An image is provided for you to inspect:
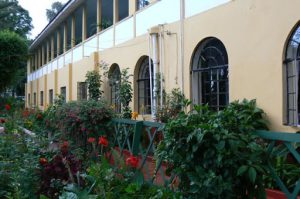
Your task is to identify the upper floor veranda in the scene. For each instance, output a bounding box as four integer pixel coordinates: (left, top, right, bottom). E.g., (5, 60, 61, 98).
(27, 0, 231, 82)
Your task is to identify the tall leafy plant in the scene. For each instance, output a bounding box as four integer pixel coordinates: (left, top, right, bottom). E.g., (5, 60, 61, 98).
(85, 70, 103, 101)
(156, 99, 269, 199)
(119, 68, 133, 119)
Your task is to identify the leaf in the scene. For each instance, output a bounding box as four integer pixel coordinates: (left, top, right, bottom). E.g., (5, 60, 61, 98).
(237, 165, 248, 176)
(248, 167, 256, 183)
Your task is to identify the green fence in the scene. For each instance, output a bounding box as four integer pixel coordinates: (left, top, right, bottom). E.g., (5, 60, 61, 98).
(110, 119, 300, 198)
(254, 130, 300, 199)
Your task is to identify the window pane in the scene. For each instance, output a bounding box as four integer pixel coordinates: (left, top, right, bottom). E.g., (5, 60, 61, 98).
(191, 38, 228, 111)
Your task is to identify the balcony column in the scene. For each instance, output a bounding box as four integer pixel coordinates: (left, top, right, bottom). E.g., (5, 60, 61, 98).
(64, 22, 67, 52)
(82, 4, 87, 41)
(71, 15, 75, 48)
(97, 0, 102, 32)
(41, 45, 45, 66)
(129, 0, 137, 15)
(113, 0, 119, 46)
(57, 30, 60, 57)
(40, 48, 43, 67)
(38, 48, 41, 68)
(113, 0, 119, 24)
(35, 52, 38, 70)
(51, 36, 54, 60)
(46, 41, 50, 63)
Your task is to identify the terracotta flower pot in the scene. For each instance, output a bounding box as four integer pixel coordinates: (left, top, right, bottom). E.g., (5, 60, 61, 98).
(266, 189, 300, 199)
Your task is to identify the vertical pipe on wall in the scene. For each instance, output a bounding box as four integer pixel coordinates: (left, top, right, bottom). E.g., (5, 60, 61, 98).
(148, 35, 154, 119)
(159, 26, 163, 109)
(179, 0, 185, 92)
(150, 32, 159, 121)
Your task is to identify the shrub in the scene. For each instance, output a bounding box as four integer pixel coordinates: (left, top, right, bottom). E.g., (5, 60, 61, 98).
(44, 100, 114, 152)
(156, 99, 268, 198)
(38, 142, 82, 198)
(0, 132, 45, 199)
(85, 70, 103, 101)
(119, 68, 133, 119)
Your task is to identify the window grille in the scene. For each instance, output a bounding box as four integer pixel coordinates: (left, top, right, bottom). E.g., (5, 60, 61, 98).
(77, 82, 87, 101)
(284, 26, 300, 126)
(109, 65, 121, 113)
(191, 37, 229, 111)
(40, 91, 44, 106)
(60, 87, 66, 103)
(49, 89, 53, 105)
(138, 57, 153, 114)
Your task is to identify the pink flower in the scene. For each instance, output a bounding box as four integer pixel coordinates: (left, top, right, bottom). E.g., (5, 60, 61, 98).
(87, 137, 96, 143)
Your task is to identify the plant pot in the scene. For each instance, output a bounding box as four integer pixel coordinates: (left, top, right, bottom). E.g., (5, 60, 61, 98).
(266, 189, 300, 199)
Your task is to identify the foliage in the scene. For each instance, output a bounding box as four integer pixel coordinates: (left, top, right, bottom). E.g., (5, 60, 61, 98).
(0, 130, 48, 199)
(44, 100, 114, 155)
(263, 145, 300, 192)
(39, 142, 83, 198)
(46, 1, 64, 22)
(0, 30, 28, 92)
(156, 88, 191, 123)
(85, 70, 103, 101)
(156, 99, 269, 199)
(84, 155, 181, 199)
(0, 0, 33, 37)
(119, 68, 133, 119)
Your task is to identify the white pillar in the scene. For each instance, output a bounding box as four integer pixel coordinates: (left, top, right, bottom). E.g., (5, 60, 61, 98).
(150, 32, 158, 121)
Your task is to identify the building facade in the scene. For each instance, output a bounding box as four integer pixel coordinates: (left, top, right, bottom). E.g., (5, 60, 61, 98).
(26, 0, 300, 132)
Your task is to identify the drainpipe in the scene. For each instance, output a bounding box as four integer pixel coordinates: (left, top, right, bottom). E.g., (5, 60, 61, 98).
(179, 0, 185, 92)
(159, 25, 164, 109)
(149, 27, 159, 121)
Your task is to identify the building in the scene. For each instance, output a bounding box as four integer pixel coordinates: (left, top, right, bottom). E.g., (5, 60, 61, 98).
(26, 0, 300, 132)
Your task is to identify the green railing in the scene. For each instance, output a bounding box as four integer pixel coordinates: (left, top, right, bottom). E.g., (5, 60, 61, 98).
(110, 119, 172, 185)
(254, 130, 300, 199)
(109, 119, 300, 198)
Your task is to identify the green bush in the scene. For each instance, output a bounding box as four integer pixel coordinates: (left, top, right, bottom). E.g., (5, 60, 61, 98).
(44, 100, 114, 151)
(156, 99, 268, 199)
(0, 132, 46, 199)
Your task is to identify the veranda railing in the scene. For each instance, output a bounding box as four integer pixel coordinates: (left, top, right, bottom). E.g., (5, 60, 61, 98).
(109, 119, 300, 199)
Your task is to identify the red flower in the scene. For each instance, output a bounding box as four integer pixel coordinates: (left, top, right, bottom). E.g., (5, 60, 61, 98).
(0, 118, 5, 123)
(98, 136, 108, 147)
(39, 157, 48, 166)
(61, 141, 69, 155)
(36, 113, 43, 120)
(87, 137, 96, 143)
(5, 104, 11, 111)
(62, 141, 69, 148)
(22, 109, 30, 118)
(126, 155, 139, 168)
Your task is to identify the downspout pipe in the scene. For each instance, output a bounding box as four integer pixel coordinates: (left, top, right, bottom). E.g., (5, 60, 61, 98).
(180, 0, 185, 92)
(149, 27, 160, 121)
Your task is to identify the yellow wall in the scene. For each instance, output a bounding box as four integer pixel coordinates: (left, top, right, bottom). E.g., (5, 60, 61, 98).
(26, 0, 300, 132)
(71, 53, 98, 101)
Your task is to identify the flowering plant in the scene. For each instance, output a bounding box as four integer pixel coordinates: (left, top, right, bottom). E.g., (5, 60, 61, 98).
(126, 155, 139, 168)
(98, 136, 108, 147)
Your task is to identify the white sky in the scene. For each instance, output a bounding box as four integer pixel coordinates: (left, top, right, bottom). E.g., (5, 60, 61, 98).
(19, 0, 69, 39)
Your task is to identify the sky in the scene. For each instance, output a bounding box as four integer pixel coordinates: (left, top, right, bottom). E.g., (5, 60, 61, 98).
(19, 0, 69, 39)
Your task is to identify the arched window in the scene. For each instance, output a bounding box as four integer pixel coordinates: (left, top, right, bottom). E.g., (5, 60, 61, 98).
(137, 57, 153, 114)
(285, 25, 300, 126)
(109, 64, 121, 113)
(191, 37, 229, 111)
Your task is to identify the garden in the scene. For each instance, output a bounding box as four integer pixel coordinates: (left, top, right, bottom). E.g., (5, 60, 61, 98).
(0, 70, 299, 199)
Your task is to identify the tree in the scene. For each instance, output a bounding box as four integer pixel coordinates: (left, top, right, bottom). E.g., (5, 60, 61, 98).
(0, 0, 33, 38)
(85, 70, 103, 101)
(46, 1, 64, 22)
(0, 30, 28, 92)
